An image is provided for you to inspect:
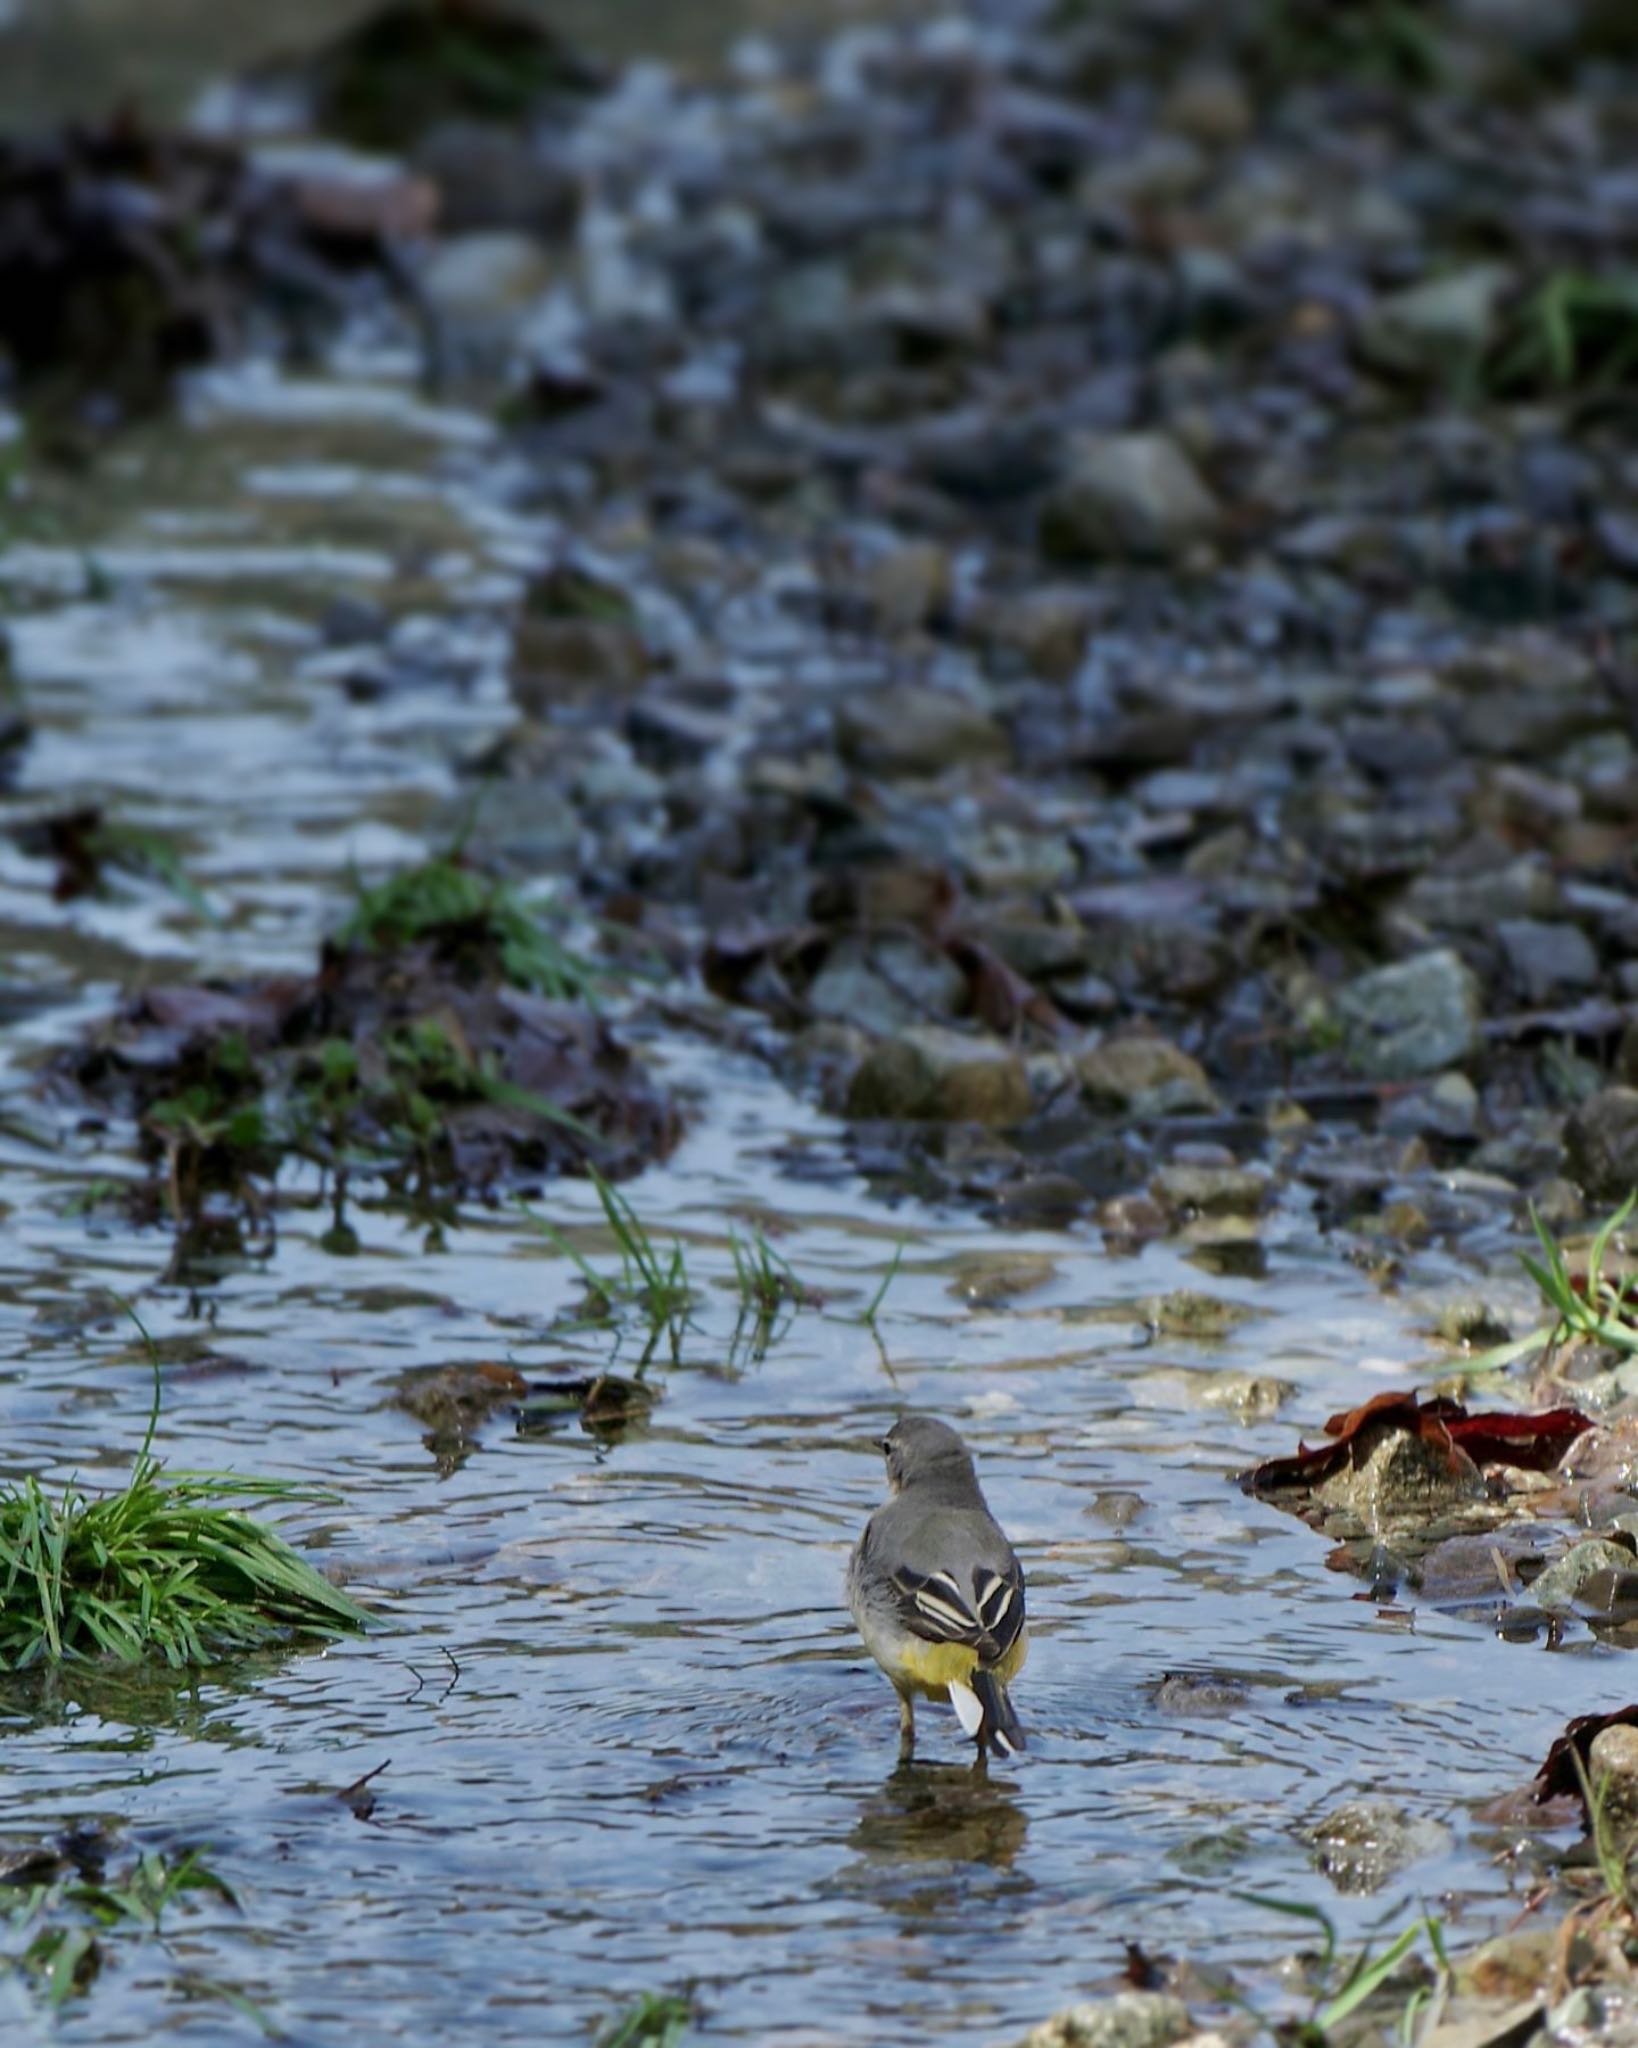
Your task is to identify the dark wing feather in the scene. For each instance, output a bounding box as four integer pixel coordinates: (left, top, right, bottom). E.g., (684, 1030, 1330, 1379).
(890, 1558, 1025, 1664)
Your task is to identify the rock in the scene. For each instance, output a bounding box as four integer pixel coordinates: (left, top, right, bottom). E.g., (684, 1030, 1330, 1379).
(1017, 1992, 1192, 2048)
(1139, 1291, 1257, 1341)
(1564, 1088, 1638, 1203)
(512, 615, 648, 712)
(420, 229, 553, 321)
(835, 682, 1006, 777)
(1150, 1162, 1269, 1216)
(1309, 1797, 1453, 1895)
(985, 586, 1096, 683)
(1381, 1071, 1481, 1141)
(411, 120, 579, 237)
(1079, 1037, 1219, 1117)
(806, 936, 967, 1037)
(1097, 1193, 1170, 1243)
(1496, 919, 1601, 1003)
(1335, 950, 1483, 1080)
(1590, 1724, 1638, 1834)
(947, 1252, 1059, 1307)
(1161, 67, 1253, 147)
(1357, 265, 1513, 378)
(864, 543, 951, 634)
(846, 1026, 1033, 1126)
(1404, 857, 1562, 932)
(1041, 433, 1221, 563)
(1314, 1420, 1485, 1524)
(1194, 1371, 1290, 1418)
(1527, 1538, 1638, 1612)
(1430, 1298, 1514, 1349)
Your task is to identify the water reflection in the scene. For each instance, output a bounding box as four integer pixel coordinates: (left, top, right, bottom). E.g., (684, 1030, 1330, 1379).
(837, 1759, 1030, 1941)
(849, 1758, 1028, 1873)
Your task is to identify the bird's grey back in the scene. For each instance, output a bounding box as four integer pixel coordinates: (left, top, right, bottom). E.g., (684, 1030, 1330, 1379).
(865, 1493, 1018, 1582)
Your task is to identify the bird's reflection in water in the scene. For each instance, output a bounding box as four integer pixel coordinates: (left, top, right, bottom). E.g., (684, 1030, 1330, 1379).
(830, 1757, 1031, 1936)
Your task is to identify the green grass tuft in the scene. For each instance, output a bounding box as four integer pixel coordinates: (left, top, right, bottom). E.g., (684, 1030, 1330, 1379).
(0, 1455, 370, 1671)
(343, 854, 601, 1004)
(596, 1990, 695, 2048)
(1487, 272, 1638, 399)
(1463, 1191, 1638, 1372)
(524, 1167, 694, 1368)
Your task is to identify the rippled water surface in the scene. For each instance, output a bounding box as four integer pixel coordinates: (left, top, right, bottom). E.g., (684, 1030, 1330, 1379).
(0, 101, 1625, 2048)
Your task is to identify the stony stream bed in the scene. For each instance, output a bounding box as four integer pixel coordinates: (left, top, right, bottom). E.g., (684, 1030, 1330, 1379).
(5, 1, 1638, 2043)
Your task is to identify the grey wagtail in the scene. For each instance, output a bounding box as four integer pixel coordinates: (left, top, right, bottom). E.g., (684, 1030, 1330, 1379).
(847, 1415, 1028, 1759)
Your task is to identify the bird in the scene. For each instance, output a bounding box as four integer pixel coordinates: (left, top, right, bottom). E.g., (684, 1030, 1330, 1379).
(846, 1414, 1028, 1761)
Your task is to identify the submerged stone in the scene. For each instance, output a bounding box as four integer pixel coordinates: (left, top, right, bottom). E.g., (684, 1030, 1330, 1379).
(1308, 1797, 1453, 1896)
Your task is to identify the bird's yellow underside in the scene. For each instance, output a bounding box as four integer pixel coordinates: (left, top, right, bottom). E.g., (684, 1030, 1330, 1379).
(888, 1630, 1028, 1698)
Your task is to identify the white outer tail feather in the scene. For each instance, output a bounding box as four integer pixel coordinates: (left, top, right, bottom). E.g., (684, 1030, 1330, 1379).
(948, 1679, 983, 1737)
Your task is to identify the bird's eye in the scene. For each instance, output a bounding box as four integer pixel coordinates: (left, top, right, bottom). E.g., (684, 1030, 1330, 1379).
(878, 1438, 892, 1455)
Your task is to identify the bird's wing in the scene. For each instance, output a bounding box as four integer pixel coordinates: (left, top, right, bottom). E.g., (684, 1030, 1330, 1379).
(888, 1556, 1025, 1663)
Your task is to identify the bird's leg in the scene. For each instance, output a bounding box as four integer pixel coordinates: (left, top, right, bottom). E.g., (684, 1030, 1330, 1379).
(897, 1690, 915, 1761)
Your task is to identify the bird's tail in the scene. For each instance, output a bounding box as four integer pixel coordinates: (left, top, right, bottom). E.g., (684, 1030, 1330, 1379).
(967, 1669, 1025, 1756)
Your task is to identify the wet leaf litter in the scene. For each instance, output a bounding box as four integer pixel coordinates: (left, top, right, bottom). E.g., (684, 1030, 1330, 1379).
(4, 0, 1638, 2041)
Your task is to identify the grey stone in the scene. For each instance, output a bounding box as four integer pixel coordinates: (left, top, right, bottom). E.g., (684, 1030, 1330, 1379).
(1336, 950, 1484, 1080)
(1017, 1992, 1192, 2048)
(1496, 919, 1601, 1003)
(1564, 1088, 1638, 1203)
(1042, 433, 1221, 563)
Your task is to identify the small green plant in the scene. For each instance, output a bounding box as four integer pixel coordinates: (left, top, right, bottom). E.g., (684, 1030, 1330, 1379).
(858, 1242, 905, 1329)
(4, 1845, 242, 2014)
(1464, 1192, 1638, 1372)
(728, 1228, 814, 1363)
(1572, 1745, 1636, 1916)
(1254, 0, 1443, 92)
(0, 1322, 371, 1669)
(1241, 1894, 1448, 2039)
(1486, 272, 1638, 399)
(343, 854, 601, 1004)
(381, 1018, 592, 1144)
(596, 1990, 695, 2048)
(95, 820, 219, 925)
(525, 1169, 693, 1367)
